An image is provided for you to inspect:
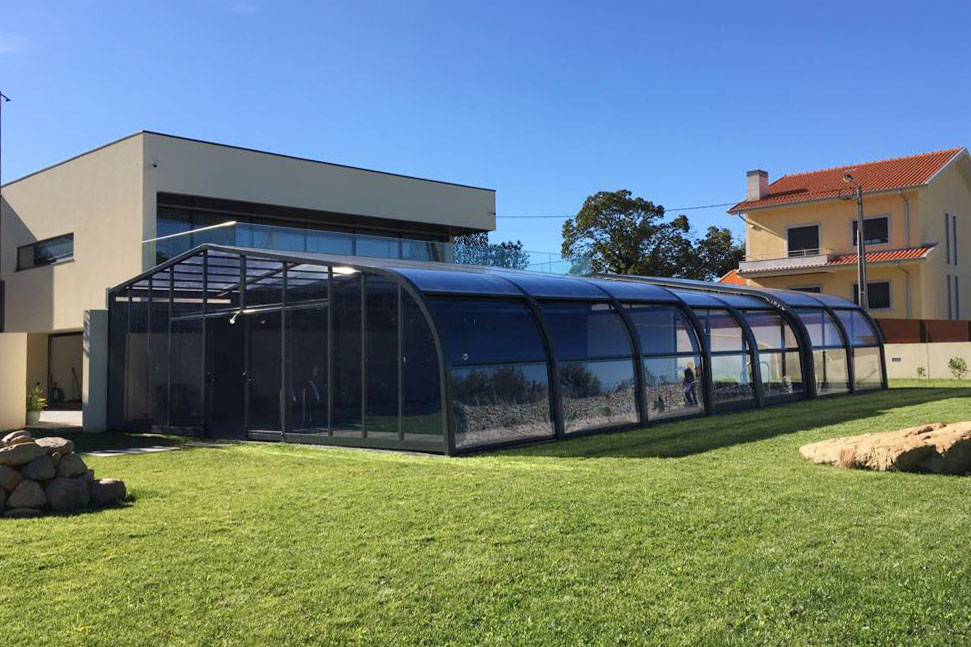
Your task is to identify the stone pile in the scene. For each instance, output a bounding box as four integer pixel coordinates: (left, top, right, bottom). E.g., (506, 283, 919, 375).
(800, 422, 971, 474)
(0, 430, 127, 518)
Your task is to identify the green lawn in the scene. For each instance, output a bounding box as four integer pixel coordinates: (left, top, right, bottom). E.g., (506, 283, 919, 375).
(3, 380, 971, 646)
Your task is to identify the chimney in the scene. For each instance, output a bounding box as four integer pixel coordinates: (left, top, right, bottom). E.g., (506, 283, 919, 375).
(746, 169, 769, 201)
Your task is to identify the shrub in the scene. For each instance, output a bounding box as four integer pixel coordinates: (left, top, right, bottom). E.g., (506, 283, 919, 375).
(949, 357, 969, 380)
(26, 384, 47, 412)
(916, 366, 926, 379)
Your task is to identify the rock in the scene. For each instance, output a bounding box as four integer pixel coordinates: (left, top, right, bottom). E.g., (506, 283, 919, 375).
(1, 430, 32, 447)
(0, 487, 5, 511)
(56, 453, 88, 478)
(8, 479, 46, 509)
(20, 455, 56, 481)
(4, 507, 42, 518)
(77, 469, 95, 483)
(0, 442, 45, 467)
(0, 465, 23, 492)
(51, 452, 62, 467)
(88, 479, 126, 506)
(800, 422, 971, 474)
(44, 477, 90, 512)
(35, 436, 75, 456)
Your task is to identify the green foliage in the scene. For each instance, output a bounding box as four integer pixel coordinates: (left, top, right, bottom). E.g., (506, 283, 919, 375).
(916, 366, 927, 379)
(4, 381, 971, 646)
(453, 232, 530, 270)
(949, 356, 968, 379)
(561, 189, 744, 279)
(25, 384, 46, 412)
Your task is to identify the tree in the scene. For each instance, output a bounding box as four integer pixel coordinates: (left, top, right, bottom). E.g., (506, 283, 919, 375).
(453, 232, 530, 270)
(561, 189, 743, 280)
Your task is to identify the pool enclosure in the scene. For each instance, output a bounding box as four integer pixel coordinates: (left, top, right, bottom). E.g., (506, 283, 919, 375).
(107, 245, 886, 454)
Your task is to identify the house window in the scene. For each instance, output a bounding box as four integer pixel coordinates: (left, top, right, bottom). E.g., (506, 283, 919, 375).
(787, 225, 819, 257)
(789, 286, 822, 293)
(946, 214, 951, 264)
(16, 233, 74, 271)
(852, 281, 891, 310)
(953, 215, 958, 266)
(851, 216, 890, 246)
(947, 275, 953, 319)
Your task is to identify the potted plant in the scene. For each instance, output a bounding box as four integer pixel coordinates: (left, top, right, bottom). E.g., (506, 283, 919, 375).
(26, 384, 46, 426)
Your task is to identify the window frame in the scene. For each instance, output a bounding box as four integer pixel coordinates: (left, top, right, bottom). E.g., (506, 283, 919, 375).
(851, 280, 892, 311)
(787, 284, 822, 294)
(16, 232, 75, 271)
(785, 223, 821, 257)
(850, 214, 890, 247)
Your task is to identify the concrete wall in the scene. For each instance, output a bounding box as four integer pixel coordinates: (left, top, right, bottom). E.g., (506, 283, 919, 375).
(0, 333, 28, 431)
(82, 310, 108, 432)
(142, 132, 496, 241)
(884, 342, 971, 379)
(0, 134, 146, 333)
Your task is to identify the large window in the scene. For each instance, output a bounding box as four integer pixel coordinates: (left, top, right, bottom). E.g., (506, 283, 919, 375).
(17, 233, 74, 270)
(851, 216, 890, 246)
(796, 308, 849, 395)
(834, 309, 884, 390)
(694, 308, 755, 407)
(787, 225, 819, 256)
(742, 311, 803, 400)
(852, 281, 891, 310)
(540, 302, 637, 434)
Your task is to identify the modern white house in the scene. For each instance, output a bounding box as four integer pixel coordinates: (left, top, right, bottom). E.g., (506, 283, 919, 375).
(0, 131, 496, 430)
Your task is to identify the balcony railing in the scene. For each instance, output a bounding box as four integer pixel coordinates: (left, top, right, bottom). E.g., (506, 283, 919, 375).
(743, 247, 835, 262)
(142, 221, 592, 275)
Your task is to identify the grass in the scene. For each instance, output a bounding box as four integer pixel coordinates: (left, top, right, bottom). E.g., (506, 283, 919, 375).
(3, 380, 971, 646)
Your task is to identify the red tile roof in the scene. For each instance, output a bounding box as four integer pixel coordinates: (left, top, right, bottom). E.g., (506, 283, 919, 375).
(717, 268, 747, 285)
(729, 148, 964, 213)
(827, 245, 937, 266)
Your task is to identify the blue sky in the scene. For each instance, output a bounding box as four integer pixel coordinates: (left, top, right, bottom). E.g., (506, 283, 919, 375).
(1, 0, 969, 253)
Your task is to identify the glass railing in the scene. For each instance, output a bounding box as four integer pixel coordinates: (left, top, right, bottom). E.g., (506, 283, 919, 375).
(143, 221, 591, 275)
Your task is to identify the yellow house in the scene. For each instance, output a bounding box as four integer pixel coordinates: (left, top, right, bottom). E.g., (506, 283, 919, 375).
(726, 148, 971, 321)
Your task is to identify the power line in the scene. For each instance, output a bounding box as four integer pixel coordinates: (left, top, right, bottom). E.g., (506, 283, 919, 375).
(496, 201, 736, 218)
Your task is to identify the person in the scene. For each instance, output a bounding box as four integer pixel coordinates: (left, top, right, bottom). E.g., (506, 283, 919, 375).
(683, 366, 697, 405)
(653, 395, 665, 413)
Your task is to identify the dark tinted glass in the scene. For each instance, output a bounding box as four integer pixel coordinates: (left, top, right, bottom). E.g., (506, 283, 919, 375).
(205, 253, 242, 313)
(452, 363, 552, 449)
(16, 233, 74, 270)
(365, 276, 399, 439)
(559, 359, 638, 433)
(396, 268, 521, 296)
(307, 230, 354, 255)
(331, 271, 362, 435)
(540, 302, 633, 360)
(287, 307, 328, 434)
(148, 272, 171, 427)
(244, 259, 284, 307)
(787, 225, 819, 253)
(107, 292, 130, 429)
(286, 264, 329, 304)
(587, 280, 678, 302)
(168, 316, 203, 428)
(797, 309, 844, 348)
(835, 309, 879, 346)
(494, 273, 608, 299)
(125, 296, 150, 427)
(429, 299, 547, 364)
(671, 290, 724, 307)
(401, 291, 443, 447)
(247, 310, 282, 431)
(625, 304, 699, 355)
(695, 309, 746, 352)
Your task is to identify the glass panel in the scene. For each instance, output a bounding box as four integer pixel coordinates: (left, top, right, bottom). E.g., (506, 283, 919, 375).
(787, 225, 819, 254)
(835, 309, 880, 346)
(17, 233, 74, 270)
(204, 253, 242, 314)
(246, 310, 282, 431)
(156, 210, 193, 264)
(671, 290, 724, 307)
(286, 307, 328, 434)
(854, 347, 883, 389)
(584, 279, 679, 303)
(244, 260, 284, 307)
(643, 355, 704, 421)
(559, 359, 638, 434)
(148, 273, 170, 427)
(814, 349, 849, 394)
(356, 234, 400, 259)
(107, 292, 129, 429)
(715, 293, 769, 309)
(169, 316, 204, 428)
(331, 271, 363, 436)
(743, 311, 797, 351)
(286, 264, 329, 304)
(365, 276, 399, 440)
(758, 350, 804, 399)
(125, 295, 150, 428)
(248, 223, 306, 252)
(452, 363, 552, 449)
(695, 309, 746, 352)
(493, 273, 607, 299)
(763, 289, 824, 307)
(540, 302, 632, 360)
(307, 230, 354, 255)
(395, 268, 522, 297)
(625, 304, 699, 355)
(797, 309, 844, 348)
(429, 299, 546, 365)
(401, 292, 444, 448)
(710, 354, 755, 405)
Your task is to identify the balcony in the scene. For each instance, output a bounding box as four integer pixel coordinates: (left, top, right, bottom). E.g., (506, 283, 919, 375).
(142, 220, 591, 275)
(738, 248, 837, 275)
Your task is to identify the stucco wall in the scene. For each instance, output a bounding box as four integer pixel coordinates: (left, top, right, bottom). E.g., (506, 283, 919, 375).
(0, 134, 146, 333)
(884, 342, 971, 380)
(0, 333, 28, 431)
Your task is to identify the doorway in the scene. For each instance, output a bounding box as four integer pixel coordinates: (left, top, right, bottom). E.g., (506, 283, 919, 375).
(48, 333, 83, 410)
(206, 315, 246, 438)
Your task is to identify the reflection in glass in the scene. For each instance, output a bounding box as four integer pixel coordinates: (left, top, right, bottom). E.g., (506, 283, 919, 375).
(540, 302, 632, 359)
(625, 304, 699, 355)
(429, 299, 547, 364)
(332, 272, 363, 435)
(287, 307, 328, 433)
(643, 355, 704, 420)
(168, 317, 204, 428)
(402, 292, 444, 447)
(814, 349, 849, 394)
(365, 277, 399, 440)
(853, 347, 883, 389)
(559, 359, 638, 433)
(758, 351, 804, 399)
(695, 309, 746, 352)
(247, 311, 282, 431)
(452, 363, 552, 449)
(798, 309, 843, 348)
(836, 310, 879, 346)
(710, 354, 755, 404)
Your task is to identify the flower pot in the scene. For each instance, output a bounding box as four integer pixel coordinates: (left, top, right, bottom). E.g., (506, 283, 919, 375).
(25, 410, 41, 426)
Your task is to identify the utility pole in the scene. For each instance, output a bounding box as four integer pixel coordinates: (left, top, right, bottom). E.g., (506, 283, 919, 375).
(0, 90, 9, 332)
(843, 173, 868, 312)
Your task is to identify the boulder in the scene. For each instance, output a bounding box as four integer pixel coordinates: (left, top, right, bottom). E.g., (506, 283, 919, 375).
(0, 487, 5, 511)
(8, 479, 46, 509)
(20, 455, 56, 481)
(0, 442, 45, 467)
(35, 436, 75, 456)
(88, 479, 126, 506)
(4, 507, 42, 518)
(77, 469, 95, 483)
(56, 453, 88, 478)
(51, 452, 62, 467)
(801, 422, 971, 474)
(44, 477, 90, 512)
(1, 430, 32, 447)
(0, 465, 23, 492)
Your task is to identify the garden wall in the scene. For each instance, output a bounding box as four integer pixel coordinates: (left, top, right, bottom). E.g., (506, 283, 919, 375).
(0, 334, 27, 431)
(884, 342, 971, 380)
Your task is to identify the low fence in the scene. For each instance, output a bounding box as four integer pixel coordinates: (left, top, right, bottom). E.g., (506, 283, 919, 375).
(876, 318, 971, 344)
